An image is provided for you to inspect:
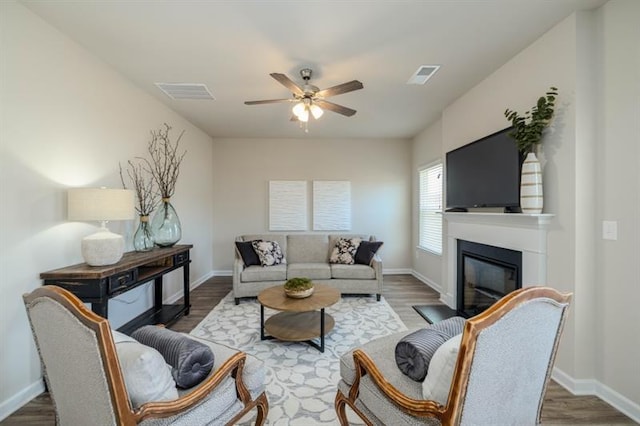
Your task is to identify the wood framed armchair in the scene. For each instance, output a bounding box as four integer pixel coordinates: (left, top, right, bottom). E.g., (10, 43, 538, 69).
(23, 285, 269, 425)
(335, 286, 572, 425)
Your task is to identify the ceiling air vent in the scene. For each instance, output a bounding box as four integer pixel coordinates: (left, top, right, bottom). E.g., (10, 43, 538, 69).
(155, 83, 215, 100)
(406, 65, 441, 85)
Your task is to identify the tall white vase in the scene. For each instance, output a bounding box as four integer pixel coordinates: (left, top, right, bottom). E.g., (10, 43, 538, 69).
(520, 152, 543, 214)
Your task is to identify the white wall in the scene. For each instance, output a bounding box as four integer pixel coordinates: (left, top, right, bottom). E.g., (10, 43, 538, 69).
(595, 0, 640, 408)
(0, 2, 214, 419)
(442, 10, 583, 376)
(411, 2, 640, 418)
(411, 120, 444, 290)
(210, 137, 412, 273)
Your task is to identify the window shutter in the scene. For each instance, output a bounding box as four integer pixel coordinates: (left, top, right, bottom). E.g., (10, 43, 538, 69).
(419, 163, 443, 254)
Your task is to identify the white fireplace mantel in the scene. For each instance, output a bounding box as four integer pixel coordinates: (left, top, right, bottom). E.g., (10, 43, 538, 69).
(441, 212, 554, 308)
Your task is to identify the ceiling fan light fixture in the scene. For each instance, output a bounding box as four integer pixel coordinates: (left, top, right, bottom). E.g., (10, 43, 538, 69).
(310, 104, 324, 119)
(292, 101, 309, 121)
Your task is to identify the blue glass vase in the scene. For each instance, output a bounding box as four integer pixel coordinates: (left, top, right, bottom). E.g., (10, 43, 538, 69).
(133, 215, 155, 252)
(151, 198, 181, 247)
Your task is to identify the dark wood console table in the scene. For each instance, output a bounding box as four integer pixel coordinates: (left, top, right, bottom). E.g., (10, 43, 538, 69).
(40, 244, 192, 335)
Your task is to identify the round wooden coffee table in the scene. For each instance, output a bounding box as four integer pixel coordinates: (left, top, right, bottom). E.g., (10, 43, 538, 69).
(258, 284, 340, 352)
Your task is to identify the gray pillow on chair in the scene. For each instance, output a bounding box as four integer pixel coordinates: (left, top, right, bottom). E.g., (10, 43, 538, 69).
(132, 325, 215, 389)
(395, 316, 466, 381)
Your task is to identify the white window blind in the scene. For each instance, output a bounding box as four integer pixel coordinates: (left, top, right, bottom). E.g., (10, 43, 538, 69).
(419, 162, 443, 254)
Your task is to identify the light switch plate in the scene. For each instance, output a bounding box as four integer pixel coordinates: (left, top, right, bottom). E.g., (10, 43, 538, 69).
(602, 220, 618, 240)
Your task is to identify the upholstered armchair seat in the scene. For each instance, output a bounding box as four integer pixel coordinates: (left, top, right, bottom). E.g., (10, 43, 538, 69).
(339, 329, 440, 425)
(23, 286, 269, 425)
(335, 287, 572, 426)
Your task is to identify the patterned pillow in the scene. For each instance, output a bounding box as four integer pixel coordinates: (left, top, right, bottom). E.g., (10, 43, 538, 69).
(329, 237, 362, 265)
(251, 240, 286, 266)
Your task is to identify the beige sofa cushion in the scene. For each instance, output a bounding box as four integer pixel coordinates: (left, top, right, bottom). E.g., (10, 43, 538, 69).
(331, 264, 376, 280)
(287, 234, 329, 263)
(287, 263, 331, 280)
(241, 264, 287, 282)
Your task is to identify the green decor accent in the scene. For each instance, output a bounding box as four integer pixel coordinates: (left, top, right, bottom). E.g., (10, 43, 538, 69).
(284, 277, 314, 292)
(504, 87, 558, 154)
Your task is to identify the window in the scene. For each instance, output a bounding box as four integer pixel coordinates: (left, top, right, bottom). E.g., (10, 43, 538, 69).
(419, 162, 443, 254)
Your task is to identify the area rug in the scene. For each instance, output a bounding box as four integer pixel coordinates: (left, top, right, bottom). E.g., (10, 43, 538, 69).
(190, 292, 407, 425)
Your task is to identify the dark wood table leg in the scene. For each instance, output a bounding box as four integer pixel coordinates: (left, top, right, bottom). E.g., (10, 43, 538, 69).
(260, 304, 266, 340)
(320, 308, 325, 353)
(92, 299, 108, 318)
(154, 276, 163, 312)
(183, 262, 190, 315)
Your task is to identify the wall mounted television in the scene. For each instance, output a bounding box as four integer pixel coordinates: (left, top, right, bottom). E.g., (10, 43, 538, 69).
(445, 127, 522, 211)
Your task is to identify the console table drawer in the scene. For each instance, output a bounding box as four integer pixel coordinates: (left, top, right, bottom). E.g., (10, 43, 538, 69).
(108, 270, 137, 293)
(174, 251, 189, 264)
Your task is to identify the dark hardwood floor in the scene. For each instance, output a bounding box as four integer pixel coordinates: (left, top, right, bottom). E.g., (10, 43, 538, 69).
(3, 275, 635, 425)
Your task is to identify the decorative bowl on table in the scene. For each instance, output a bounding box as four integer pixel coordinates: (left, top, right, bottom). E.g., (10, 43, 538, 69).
(284, 277, 314, 299)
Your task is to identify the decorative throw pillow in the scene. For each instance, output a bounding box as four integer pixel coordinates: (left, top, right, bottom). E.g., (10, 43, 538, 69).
(422, 333, 463, 405)
(329, 237, 362, 265)
(111, 330, 178, 408)
(235, 240, 261, 267)
(395, 316, 465, 381)
(355, 241, 384, 265)
(132, 325, 215, 389)
(251, 240, 286, 266)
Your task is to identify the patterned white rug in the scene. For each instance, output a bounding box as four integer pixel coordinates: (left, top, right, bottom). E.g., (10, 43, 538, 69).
(190, 292, 407, 425)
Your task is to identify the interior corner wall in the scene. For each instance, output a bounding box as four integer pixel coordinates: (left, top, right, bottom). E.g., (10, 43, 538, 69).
(441, 13, 584, 378)
(210, 137, 412, 273)
(411, 119, 444, 289)
(0, 2, 214, 419)
(594, 0, 640, 407)
(435, 4, 640, 414)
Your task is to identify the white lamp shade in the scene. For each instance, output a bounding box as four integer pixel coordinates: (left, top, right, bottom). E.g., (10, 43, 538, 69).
(68, 188, 135, 221)
(68, 187, 134, 266)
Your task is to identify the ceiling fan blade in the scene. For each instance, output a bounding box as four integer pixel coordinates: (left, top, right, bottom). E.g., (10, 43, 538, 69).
(270, 73, 304, 96)
(316, 80, 363, 98)
(314, 99, 357, 117)
(244, 98, 292, 105)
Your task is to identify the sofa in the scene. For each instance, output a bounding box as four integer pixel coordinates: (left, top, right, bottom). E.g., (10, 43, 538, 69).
(233, 233, 383, 304)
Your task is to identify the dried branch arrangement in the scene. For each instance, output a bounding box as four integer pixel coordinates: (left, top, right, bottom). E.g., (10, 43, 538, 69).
(119, 159, 158, 216)
(143, 123, 187, 199)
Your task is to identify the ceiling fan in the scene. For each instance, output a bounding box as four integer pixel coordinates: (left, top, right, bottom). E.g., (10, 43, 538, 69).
(244, 68, 363, 130)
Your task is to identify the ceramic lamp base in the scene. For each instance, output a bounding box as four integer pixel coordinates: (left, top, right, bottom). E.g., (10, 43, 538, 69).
(81, 229, 125, 266)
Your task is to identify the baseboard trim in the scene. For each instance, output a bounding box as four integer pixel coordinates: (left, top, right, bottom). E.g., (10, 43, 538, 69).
(383, 268, 412, 275)
(410, 270, 442, 293)
(0, 380, 45, 422)
(212, 270, 232, 277)
(165, 271, 214, 304)
(552, 367, 640, 423)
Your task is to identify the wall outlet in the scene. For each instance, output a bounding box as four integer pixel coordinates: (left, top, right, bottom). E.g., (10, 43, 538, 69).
(602, 220, 618, 241)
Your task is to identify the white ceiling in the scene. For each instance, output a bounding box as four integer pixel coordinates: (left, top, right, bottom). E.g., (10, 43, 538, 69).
(21, 0, 607, 140)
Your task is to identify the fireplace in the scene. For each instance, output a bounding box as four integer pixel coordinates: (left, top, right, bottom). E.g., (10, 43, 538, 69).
(457, 239, 522, 317)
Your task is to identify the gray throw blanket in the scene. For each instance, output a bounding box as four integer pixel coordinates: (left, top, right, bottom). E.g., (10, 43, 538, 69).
(132, 325, 215, 389)
(395, 316, 466, 381)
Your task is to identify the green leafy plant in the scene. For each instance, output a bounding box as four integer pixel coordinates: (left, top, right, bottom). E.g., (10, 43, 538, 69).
(284, 277, 313, 291)
(504, 87, 558, 154)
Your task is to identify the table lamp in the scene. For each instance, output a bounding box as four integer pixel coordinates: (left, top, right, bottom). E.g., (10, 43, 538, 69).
(68, 187, 135, 266)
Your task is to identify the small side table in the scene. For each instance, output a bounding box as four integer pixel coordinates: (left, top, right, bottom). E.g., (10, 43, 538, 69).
(257, 284, 340, 352)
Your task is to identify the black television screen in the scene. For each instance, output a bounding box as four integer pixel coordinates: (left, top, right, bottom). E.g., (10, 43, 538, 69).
(446, 127, 522, 210)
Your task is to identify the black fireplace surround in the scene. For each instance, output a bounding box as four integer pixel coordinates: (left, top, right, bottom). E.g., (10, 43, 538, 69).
(457, 240, 522, 317)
